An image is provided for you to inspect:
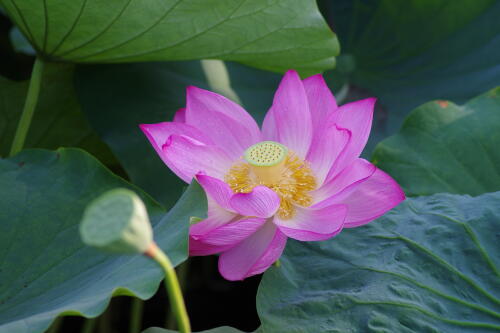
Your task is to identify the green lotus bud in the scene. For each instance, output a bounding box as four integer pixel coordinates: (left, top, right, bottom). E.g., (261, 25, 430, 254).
(80, 188, 153, 254)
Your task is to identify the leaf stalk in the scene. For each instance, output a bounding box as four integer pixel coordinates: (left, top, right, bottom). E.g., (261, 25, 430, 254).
(145, 242, 191, 333)
(9, 57, 45, 156)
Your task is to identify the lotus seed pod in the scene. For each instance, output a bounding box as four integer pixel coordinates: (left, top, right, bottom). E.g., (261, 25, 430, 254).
(80, 188, 153, 254)
(244, 141, 288, 167)
(244, 141, 288, 184)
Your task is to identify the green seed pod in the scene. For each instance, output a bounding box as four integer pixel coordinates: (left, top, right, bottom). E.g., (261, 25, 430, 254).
(80, 188, 153, 254)
(244, 141, 288, 167)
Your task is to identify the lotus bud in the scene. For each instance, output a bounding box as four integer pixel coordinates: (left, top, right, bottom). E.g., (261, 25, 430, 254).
(80, 188, 153, 254)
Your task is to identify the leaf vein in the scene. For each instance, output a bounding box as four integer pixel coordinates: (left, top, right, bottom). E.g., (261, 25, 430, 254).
(358, 266, 500, 319)
(54, 0, 134, 57)
(61, 0, 183, 60)
(48, 0, 88, 55)
(376, 233, 500, 306)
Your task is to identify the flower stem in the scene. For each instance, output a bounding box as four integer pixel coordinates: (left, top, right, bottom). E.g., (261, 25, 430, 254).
(81, 318, 97, 333)
(145, 243, 191, 333)
(335, 83, 350, 105)
(129, 297, 144, 333)
(9, 57, 45, 156)
(201, 59, 242, 105)
(97, 308, 112, 333)
(166, 261, 190, 330)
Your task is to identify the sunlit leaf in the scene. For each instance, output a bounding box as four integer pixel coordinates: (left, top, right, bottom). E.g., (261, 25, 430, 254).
(373, 88, 500, 196)
(0, 148, 207, 333)
(258, 192, 500, 332)
(0, 0, 339, 75)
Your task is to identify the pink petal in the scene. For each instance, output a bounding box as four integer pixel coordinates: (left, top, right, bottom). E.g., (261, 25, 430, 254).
(174, 108, 186, 123)
(195, 173, 234, 211)
(326, 167, 405, 228)
(189, 237, 232, 256)
(273, 204, 347, 241)
(303, 74, 338, 132)
(218, 222, 287, 281)
(185, 106, 260, 160)
(327, 98, 376, 179)
(139, 122, 212, 167)
(306, 124, 350, 187)
(189, 207, 237, 256)
(186, 86, 260, 142)
(190, 174, 238, 237)
(246, 229, 287, 277)
(262, 70, 313, 159)
(312, 158, 376, 207)
(190, 217, 267, 256)
(190, 209, 236, 237)
(261, 108, 278, 142)
(173, 108, 186, 123)
(162, 135, 233, 183)
(194, 217, 267, 246)
(229, 186, 280, 218)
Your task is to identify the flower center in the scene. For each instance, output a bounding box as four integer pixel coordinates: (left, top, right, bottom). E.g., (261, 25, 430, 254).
(225, 141, 316, 219)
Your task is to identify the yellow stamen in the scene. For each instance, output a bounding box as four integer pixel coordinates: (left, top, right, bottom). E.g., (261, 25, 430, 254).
(225, 142, 316, 219)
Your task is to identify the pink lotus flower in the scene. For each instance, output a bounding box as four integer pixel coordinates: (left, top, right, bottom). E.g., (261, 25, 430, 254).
(140, 70, 405, 281)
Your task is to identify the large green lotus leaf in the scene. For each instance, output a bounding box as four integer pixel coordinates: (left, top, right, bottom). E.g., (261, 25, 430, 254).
(75, 61, 282, 207)
(0, 62, 115, 164)
(321, 0, 500, 153)
(0, 0, 338, 75)
(0, 148, 207, 333)
(372, 87, 500, 197)
(143, 327, 249, 333)
(257, 192, 500, 332)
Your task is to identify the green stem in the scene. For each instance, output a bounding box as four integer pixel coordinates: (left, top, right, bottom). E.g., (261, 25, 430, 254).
(9, 57, 45, 156)
(97, 309, 112, 333)
(81, 318, 97, 333)
(335, 83, 349, 105)
(147, 243, 191, 333)
(200, 59, 242, 105)
(129, 298, 144, 333)
(166, 261, 190, 329)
